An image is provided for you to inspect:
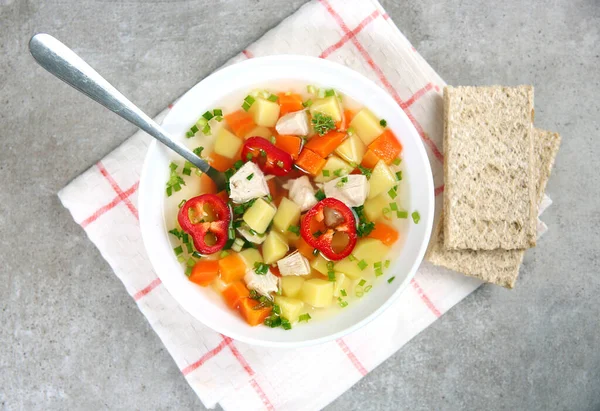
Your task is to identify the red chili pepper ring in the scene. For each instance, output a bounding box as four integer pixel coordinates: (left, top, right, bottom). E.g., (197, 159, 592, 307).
(242, 137, 293, 176)
(300, 198, 357, 261)
(178, 194, 231, 255)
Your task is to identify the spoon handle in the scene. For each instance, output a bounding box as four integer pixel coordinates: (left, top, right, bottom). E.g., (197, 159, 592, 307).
(29, 33, 226, 191)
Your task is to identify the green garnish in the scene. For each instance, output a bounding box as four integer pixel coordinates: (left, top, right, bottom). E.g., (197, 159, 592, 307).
(281, 317, 292, 330)
(166, 168, 186, 197)
(169, 162, 178, 171)
(253, 262, 269, 275)
(303, 99, 313, 107)
(311, 112, 336, 135)
(315, 189, 326, 201)
(219, 250, 230, 258)
(202, 111, 214, 121)
(186, 131, 194, 138)
(397, 210, 408, 219)
(242, 95, 255, 111)
(335, 177, 348, 188)
(272, 304, 281, 315)
(185, 266, 193, 276)
(246, 153, 253, 161)
(234, 160, 244, 170)
(364, 285, 372, 293)
(358, 279, 367, 287)
(190, 125, 199, 134)
(393, 158, 402, 166)
(340, 289, 347, 297)
(185, 242, 193, 253)
(357, 165, 372, 178)
(173, 246, 183, 256)
(186, 257, 196, 267)
(353, 206, 375, 237)
(322, 169, 330, 177)
(327, 261, 335, 282)
(193, 146, 204, 157)
(388, 276, 396, 283)
(348, 254, 356, 262)
(388, 188, 398, 199)
(325, 89, 336, 97)
(333, 168, 344, 177)
(168, 228, 183, 239)
(412, 211, 421, 224)
(247, 173, 254, 181)
(338, 297, 348, 308)
(347, 127, 355, 136)
(270, 136, 276, 144)
(213, 109, 223, 117)
(395, 171, 402, 181)
(192, 251, 202, 259)
(384, 260, 390, 268)
(201, 123, 211, 136)
(298, 313, 312, 322)
(287, 225, 300, 235)
(379, 119, 387, 127)
(178, 199, 186, 208)
(357, 260, 368, 270)
(267, 94, 278, 102)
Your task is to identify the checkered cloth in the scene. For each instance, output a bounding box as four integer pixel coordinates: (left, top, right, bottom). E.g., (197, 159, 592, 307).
(58, 1, 552, 409)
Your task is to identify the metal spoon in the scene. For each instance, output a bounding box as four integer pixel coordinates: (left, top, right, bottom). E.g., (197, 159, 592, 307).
(29, 33, 227, 192)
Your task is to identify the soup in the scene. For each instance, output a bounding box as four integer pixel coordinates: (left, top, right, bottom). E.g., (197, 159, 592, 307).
(165, 84, 416, 330)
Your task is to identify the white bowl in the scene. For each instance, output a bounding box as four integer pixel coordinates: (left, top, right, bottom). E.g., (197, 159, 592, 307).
(139, 56, 434, 348)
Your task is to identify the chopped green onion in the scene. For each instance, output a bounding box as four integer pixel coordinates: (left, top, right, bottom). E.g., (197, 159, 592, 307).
(348, 254, 356, 262)
(232, 238, 244, 252)
(213, 109, 223, 116)
(169, 162, 178, 171)
(193, 146, 204, 157)
(395, 171, 403, 181)
(192, 251, 202, 259)
(364, 285, 372, 293)
(357, 259, 368, 270)
(186, 130, 194, 138)
(254, 262, 269, 275)
(307, 85, 316, 94)
(233, 205, 245, 214)
(215, 116, 223, 122)
(312, 249, 319, 256)
(328, 271, 336, 281)
(182, 167, 191, 176)
(317, 88, 326, 98)
(228, 227, 236, 239)
(303, 99, 313, 107)
(168, 228, 182, 238)
(173, 246, 183, 256)
(247, 173, 254, 181)
(260, 149, 267, 157)
(272, 304, 281, 315)
(177, 255, 186, 263)
(281, 317, 292, 330)
(267, 94, 278, 102)
(202, 111, 214, 121)
(387, 276, 396, 283)
(234, 160, 244, 170)
(186, 242, 194, 254)
(358, 279, 367, 287)
(299, 313, 312, 322)
(397, 210, 408, 219)
(340, 289, 347, 297)
(374, 261, 382, 268)
(173, 183, 182, 192)
(195, 169, 202, 177)
(325, 89, 335, 97)
(333, 168, 343, 177)
(347, 127, 355, 136)
(186, 257, 196, 267)
(190, 125, 199, 134)
(384, 260, 390, 268)
(322, 169, 330, 177)
(244, 95, 255, 105)
(375, 267, 383, 277)
(388, 188, 398, 199)
(219, 250, 229, 258)
(201, 123, 211, 136)
(178, 200, 187, 210)
(166, 186, 173, 197)
(315, 190, 326, 201)
(270, 135, 276, 144)
(196, 118, 208, 128)
(390, 202, 398, 211)
(393, 158, 402, 166)
(357, 165, 372, 178)
(412, 211, 421, 224)
(338, 297, 348, 307)
(266, 194, 273, 202)
(185, 266, 193, 276)
(287, 225, 300, 235)
(379, 119, 387, 127)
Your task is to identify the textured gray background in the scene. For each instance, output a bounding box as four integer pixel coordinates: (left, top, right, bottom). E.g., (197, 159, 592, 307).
(1, 0, 599, 410)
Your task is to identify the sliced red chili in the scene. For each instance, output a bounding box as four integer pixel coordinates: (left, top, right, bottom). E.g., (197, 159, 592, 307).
(300, 198, 357, 261)
(241, 137, 293, 176)
(177, 194, 231, 255)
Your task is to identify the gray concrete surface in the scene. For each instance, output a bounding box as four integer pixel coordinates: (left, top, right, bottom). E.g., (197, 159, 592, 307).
(1, 0, 599, 409)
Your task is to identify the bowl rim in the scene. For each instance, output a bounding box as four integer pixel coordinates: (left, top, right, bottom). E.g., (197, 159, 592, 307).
(139, 55, 435, 347)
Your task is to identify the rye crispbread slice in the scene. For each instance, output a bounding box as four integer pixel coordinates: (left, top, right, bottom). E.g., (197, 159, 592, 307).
(443, 86, 537, 250)
(427, 129, 561, 288)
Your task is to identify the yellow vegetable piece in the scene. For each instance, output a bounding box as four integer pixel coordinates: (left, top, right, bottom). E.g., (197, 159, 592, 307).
(214, 127, 243, 159)
(314, 155, 354, 183)
(301, 278, 334, 308)
(352, 238, 390, 265)
(249, 97, 280, 127)
(364, 193, 391, 221)
(333, 273, 354, 298)
(262, 231, 289, 264)
(274, 295, 304, 323)
(280, 276, 305, 298)
(244, 125, 272, 140)
(243, 198, 276, 234)
(367, 160, 396, 199)
(350, 108, 384, 146)
(310, 254, 330, 275)
(335, 133, 366, 165)
(334, 257, 363, 280)
(238, 248, 263, 270)
(273, 197, 301, 233)
(309, 96, 342, 122)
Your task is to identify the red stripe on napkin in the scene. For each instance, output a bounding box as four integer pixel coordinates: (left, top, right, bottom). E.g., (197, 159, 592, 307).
(97, 162, 139, 219)
(337, 339, 368, 376)
(80, 181, 139, 228)
(133, 278, 162, 301)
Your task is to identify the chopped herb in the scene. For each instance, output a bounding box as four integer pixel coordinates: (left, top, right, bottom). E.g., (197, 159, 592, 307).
(340, 289, 347, 297)
(313, 230, 323, 238)
(233, 160, 244, 170)
(186, 257, 196, 267)
(333, 168, 344, 177)
(192, 251, 202, 259)
(242, 95, 255, 112)
(388, 188, 398, 199)
(395, 171, 402, 181)
(260, 149, 267, 157)
(357, 259, 368, 270)
(246, 153, 253, 161)
(353, 206, 375, 237)
(202, 111, 214, 121)
(166, 168, 186, 197)
(247, 173, 254, 181)
(374, 261, 382, 269)
(253, 262, 269, 275)
(182, 167, 191, 176)
(393, 158, 402, 166)
(186, 242, 194, 254)
(185, 266, 193, 276)
(270, 135, 276, 144)
(281, 317, 292, 330)
(388, 276, 396, 283)
(266, 194, 273, 202)
(201, 123, 211, 136)
(315, 189, 326, 201)
(325, 89, 336, 97)
(358, 279, 367, 287)
(264, 315, 281, 328)
(384, 260, 390, 268)
(169, 162, 178, 171)
(338, 298, 348, 308)
(190, 124, 199, 134)
(186, 130, 194, 138)
(375, 267, 383, 277)
(390, 202, 398, 211)
(357, 165, 372, 178)
(347, 126, 355, 136)
(379, 119, 387, 127)
(364, 285, 372, 293)
(272, 304, 281, 315)
(267, 94, 278, 102)
(298, 313, 312, 322)
(312, 249, 319, 256)
(412, 211, 421, 224)
(348, 254, 357, 262)
(193, 146, 204, 157)
(287, 225, 300, 235)
(322, 169, 330, 177)
(219, 250, 229, 258)
(397, 210, 408, 219)
(312, 112, 336, 135)
(307, 85, 316, 94)
(178, 199, 186, 208)
(177, 255, 186, 263)
(168, 228, 183, 239)
(173, 246, 183, 256)
(303, 99, 313, 107)
(213, 109, 223, 117)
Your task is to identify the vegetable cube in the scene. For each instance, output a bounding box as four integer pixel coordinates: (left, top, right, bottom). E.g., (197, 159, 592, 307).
(272, 197, 301, 233)
(364, 193, 390, 221)
(238, 248, 263, 269)
(334, 257, 363, 280)
(243, 198, 277, 234)
(214, 127, 243, 159)
(352, 238, 390, 265)
(244, 125, 272, 140)
(301, 278, 334, 308)
(350, 108, 384, 146)
(274, 295, 304, 323)
(280, 276, 305, 298)
(367, 160, 396, 199)
(335, 133, 366, 165)
(315, 155, 354, 183)
(249, 97, 280, 127)
(309, 96, 342, 122)
(333, 273, 353, 298)
(310, 254, 330, 275)
(262, 231, 289, 264)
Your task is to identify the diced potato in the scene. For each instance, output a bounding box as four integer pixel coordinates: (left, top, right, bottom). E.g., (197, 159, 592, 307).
(352, 238, 390, 265)
(280, 276, 305, 298)
(364, 193, 390, 221)
(367, 160, 396, 199)
(274, 295, 304, 322)
(310, 254, 331, 275)
(272, 197, 301, 233)
(309, 96, 342, 122)
(262, 231, 289, 264)
(244, 125, 272, 140)
(334, 257, 363, 280)
(314, 156, 354, 183)
(249, 98, 280, 127)
(350, 108, 384, 146)
(214, 127, 243, 159)
(301, 278, 334, 308)
(238, 248, 263, 269)
(243, 198, 277, 234)
(335, 134, 366, 165)
(333, 273, 353, 298)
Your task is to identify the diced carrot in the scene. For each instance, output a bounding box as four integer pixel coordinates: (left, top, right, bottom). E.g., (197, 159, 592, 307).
(278, 93, 304, 116)
(216, 190, 229, 203)
(296, 237, 316, 260)
(344, 109, 355, 123)
(189, 260, 220, 286)
(199, 172, 217, 194)
(221, 281, 250, 309)
(275, 134, 303, 159)
(238, 297, 272, 326)
(209, 152, 236, 172)
(270, 265, 282, 277)
(304, 131, 347, 157)
(225, 110, 256, 138)
(368, 222, 400, 246)
(295, 149, 326, 176)
(219, 253, 246, 283)
(367, 129, 403, 165)
(360, 149, 381, 169)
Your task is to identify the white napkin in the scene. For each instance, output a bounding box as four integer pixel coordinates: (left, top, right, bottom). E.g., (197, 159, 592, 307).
(58, 0, 551, 409)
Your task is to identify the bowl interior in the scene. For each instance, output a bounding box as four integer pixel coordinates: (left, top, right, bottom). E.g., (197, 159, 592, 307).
(139, 56, 434, 347)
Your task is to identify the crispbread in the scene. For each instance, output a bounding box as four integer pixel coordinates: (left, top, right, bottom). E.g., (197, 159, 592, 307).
(427, 129, 561, 288)
(443, 86, 536, 250)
